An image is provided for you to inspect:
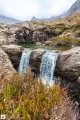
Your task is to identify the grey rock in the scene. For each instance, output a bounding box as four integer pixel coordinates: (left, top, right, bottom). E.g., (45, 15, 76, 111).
(29, 48, 46, 74)
(0, 48, 16, 79)
(55, 47, 80, 81)
(2, 44, 24, 69)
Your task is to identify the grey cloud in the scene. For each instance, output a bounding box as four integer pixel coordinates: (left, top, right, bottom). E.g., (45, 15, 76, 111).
(0, 0, 76, 20)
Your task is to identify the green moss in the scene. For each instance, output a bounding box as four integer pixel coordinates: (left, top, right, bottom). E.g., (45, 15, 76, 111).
(18, 43, 36, 48)
(76, 52, 79, 54)
(6, 50, 15, 55)
(65, 70, 75, 73)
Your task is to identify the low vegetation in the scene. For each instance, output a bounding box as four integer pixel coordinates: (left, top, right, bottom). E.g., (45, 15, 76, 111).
(0, 68, 79, 120)
(51, 36, 80, 47)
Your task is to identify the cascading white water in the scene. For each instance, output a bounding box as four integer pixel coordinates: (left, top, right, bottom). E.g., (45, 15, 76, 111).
(40, 50, 58, 86)
(18, 48, 58, 86)
(18, 49, 32, 72)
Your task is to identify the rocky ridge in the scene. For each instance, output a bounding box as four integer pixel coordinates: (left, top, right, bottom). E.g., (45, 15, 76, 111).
(63, 0, 80, 17)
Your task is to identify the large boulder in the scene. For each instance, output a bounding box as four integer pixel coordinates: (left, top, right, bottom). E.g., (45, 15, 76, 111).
(55, 47, 80, 81)
(2, 44, 24, 69)
(0, 48, 16, 79)
(29, 48, 46, 74)
(15, 27, 33, 43)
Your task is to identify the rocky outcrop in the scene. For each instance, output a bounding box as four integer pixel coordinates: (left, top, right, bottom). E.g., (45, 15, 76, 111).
(0, 23, 18, 46)
(14, 24, 65, 44)
(15, 27, 33, 43)
(29, 48, 46, 74)
(15, 25, 48, 43)
(33, 30, 47, 43)
(0, 48, 16, 79)
(2, 44, 24, 69)
(55, 47, 80, 81)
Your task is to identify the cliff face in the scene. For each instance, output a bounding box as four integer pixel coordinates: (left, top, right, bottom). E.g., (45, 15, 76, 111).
(63, 0, 80, 17)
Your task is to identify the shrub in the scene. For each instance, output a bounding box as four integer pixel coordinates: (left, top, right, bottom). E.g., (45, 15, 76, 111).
(0, 68, 79, 120)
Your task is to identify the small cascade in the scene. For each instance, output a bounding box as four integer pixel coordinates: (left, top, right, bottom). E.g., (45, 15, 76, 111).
(18, 48, 58, 86)
(40, 50, 58, 86)
(18, 49, 32, 72)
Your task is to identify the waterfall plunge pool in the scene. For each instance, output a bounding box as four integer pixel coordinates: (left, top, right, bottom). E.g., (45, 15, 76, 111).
(18, 43, 71, 51)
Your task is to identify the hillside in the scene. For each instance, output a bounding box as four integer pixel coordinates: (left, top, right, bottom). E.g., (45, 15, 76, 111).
(0, 14, 21, 24)
(0, 12, 80, 47)
(63, 0, 80, 17)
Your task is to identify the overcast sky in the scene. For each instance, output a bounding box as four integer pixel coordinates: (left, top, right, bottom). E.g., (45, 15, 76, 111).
(0, 0, 76, 21)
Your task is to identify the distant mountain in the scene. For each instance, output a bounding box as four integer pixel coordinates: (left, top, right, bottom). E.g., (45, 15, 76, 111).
(31, 0, 80, 21)
(31, 14, 62, 21)
(63, 0, 80, 17)
(49, 15, 63, 20)
(31, 16, 41, 21)
(0, 14, 21, 24)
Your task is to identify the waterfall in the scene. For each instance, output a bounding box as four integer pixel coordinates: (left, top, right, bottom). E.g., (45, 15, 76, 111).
(40, 50, 58, 86)
(18, 49, 32, 72)
(18, 48, 58, 86)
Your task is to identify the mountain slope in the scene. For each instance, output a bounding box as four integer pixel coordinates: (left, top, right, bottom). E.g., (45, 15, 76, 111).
(63, 0, 80, 17)
(31, 15, 62, 21)
(0, 14, 20, 24)
(31, 0, 80, 20)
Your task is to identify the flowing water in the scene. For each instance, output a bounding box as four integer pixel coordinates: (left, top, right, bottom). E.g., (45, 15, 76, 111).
(40, 50, 58, 86)
(18, 49, 32, 72)
(19, 49, 58, 86)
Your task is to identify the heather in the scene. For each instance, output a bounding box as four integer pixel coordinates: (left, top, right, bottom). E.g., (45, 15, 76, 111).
(0, 68, 79, 120)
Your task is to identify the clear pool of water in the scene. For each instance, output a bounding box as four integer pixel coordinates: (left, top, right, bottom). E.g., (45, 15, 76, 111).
(18, 43, 71, 51)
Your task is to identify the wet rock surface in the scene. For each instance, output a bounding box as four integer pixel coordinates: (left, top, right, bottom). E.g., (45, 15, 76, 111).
(29, 48, 46, 74)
